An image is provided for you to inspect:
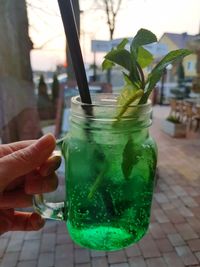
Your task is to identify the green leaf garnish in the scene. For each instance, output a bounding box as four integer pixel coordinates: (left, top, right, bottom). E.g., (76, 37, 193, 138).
(137, 47, 154, 68)
(122, 137, 140, 180)
(104, 49, 132, 72)
(139, 49, 192, 104)
(131, 28, 157, 54)
(117, 38, 129, 49)
(102, 28, 192, 112)
(102, 28, 192, 181)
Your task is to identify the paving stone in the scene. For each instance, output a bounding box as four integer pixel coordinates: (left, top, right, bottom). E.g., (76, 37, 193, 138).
(107, 250, 127, 264)
(0, 252, 19, 267)
(43, 220, 57, 233)
(6, 237, 23, 253)
(155, 238, 174, 253)
(110, 264, 129, 267)
(173, 198, 184, 209)
(168, 233, 185, 246)
(75, 264, 91, 267)
(160, 202, 175, 211)
(153, 209, 169, 223)
(180, 195, 199, 207)
(91, 257, 109, 267)
(164, 209, 186, 224)
(187, 239, 200, 252)
(154, 193, 169, 204)
(186, 218, 200, 235)
(160, 222, 177, 234)
(17, 261, 37, 267)
(0, 237, 9, 257)
(179, 206, 194, 217)
(11, 232, 25, 240)
(19, 239, 40, 261)
(158, 182, 169, 192)
(151, 199, 160, 209)
(175, 245, 198, 266)
(185, 187, 199, 197)
(38, 252, 54, 267)
(24, 230, 42, 240)
(75, 248, 90, 264)
(55, 244, 73, 260)
(165, 190, 178, 200)
(40, 233, 56, 252)
(54, 258, 73, 267)
(138, 235, 160, 258)
(91, 250, 106, 257)
(175, 223, 198, 241)
(125, 244, 141, 258)
(150, 223, 166, 239)
(195, 251, 200, 261)
(172, 186, 187, 197)
(129, 256, 147, 267)
(56, 233, 72, 244)
(146, 257, 167, 267)
(163, 252, 184, 267)
(57, 222, 68, 234)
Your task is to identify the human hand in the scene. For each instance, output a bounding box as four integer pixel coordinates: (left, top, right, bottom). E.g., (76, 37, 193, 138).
(0, 134, 61, 234)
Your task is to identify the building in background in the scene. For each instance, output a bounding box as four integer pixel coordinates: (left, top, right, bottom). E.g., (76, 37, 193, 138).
(159, 32, 197, 80)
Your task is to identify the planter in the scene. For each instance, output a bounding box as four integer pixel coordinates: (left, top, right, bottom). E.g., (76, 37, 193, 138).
(161, 120, 186, 138)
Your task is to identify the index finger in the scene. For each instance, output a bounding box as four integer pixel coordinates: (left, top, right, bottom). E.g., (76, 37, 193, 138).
(0, 134, 56, 192)
(0, 140, 36, 158)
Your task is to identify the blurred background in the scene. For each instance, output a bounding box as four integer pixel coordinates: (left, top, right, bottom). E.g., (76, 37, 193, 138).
(1, 1, 200, 267)
(0, 0, 200, 142)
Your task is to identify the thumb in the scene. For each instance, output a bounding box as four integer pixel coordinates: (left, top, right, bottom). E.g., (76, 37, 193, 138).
(0, 134, 56, 191)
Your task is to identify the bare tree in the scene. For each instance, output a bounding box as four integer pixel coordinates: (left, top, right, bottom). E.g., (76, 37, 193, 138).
(92, 0, 123, 83)
(0, 0, 42, 143)
(101, 0, 122, 40)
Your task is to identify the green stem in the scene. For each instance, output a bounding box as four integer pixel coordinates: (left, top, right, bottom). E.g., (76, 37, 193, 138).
(115, 89, 143, 121)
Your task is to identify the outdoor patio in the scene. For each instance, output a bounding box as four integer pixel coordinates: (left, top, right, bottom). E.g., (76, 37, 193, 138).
(0, 105, 200, 267)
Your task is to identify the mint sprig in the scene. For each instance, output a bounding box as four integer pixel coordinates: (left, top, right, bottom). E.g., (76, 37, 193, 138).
(102, 28, 192, 117)
(102, 28, 192, 180)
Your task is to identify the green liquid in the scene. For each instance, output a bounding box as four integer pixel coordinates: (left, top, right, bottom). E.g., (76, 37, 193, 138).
(64, 129, 156, 251)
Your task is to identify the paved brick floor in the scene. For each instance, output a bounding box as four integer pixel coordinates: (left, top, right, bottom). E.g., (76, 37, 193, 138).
(1, 106, 200, 267)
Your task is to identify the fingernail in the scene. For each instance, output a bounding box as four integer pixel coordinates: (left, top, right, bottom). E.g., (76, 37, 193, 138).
(31, 213, 45, 230)
(40, 156, 62, 176)
(35, 134, 56, 155)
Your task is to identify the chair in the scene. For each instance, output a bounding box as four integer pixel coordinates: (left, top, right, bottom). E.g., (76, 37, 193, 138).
(193, 106, 200, 131)
(178, 101, 186, 122)
(184, 102, 195, 129)
(169, 99, 180, 118)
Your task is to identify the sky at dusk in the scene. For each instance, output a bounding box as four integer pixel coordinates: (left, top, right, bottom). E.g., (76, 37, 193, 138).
(27, 0, 200, 71)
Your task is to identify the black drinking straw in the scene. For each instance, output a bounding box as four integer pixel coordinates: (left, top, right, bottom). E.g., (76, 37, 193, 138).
(57, 0, 92, 105)
(57, 0, 116, 217)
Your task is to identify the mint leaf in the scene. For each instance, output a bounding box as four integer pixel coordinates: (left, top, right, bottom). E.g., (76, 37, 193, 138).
(137, 47, 154, 68)
(117, 38, 129, 49)
(139, 49, 192, 104)
(102, 59, 115, 71)
(149, 49, 191, 83)
(122, 137, 140, 179)
(105, 49, 132, 72)
(131, 28, 157, 54)
(116, 89, 143, 120)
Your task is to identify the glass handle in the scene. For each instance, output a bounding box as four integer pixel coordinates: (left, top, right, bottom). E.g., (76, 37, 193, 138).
(33, 137, 68, 221)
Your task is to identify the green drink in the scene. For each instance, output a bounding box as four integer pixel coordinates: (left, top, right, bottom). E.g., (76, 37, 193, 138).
(34, 93, 157, 251)
(66, 132, 156, 250)
(33, 27, 192, 251)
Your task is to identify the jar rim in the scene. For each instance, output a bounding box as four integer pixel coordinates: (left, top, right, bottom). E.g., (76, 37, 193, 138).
(71, 93, 151, 108)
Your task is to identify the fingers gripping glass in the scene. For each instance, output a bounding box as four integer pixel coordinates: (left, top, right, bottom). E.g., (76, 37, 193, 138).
(33, 137, 67, 221)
